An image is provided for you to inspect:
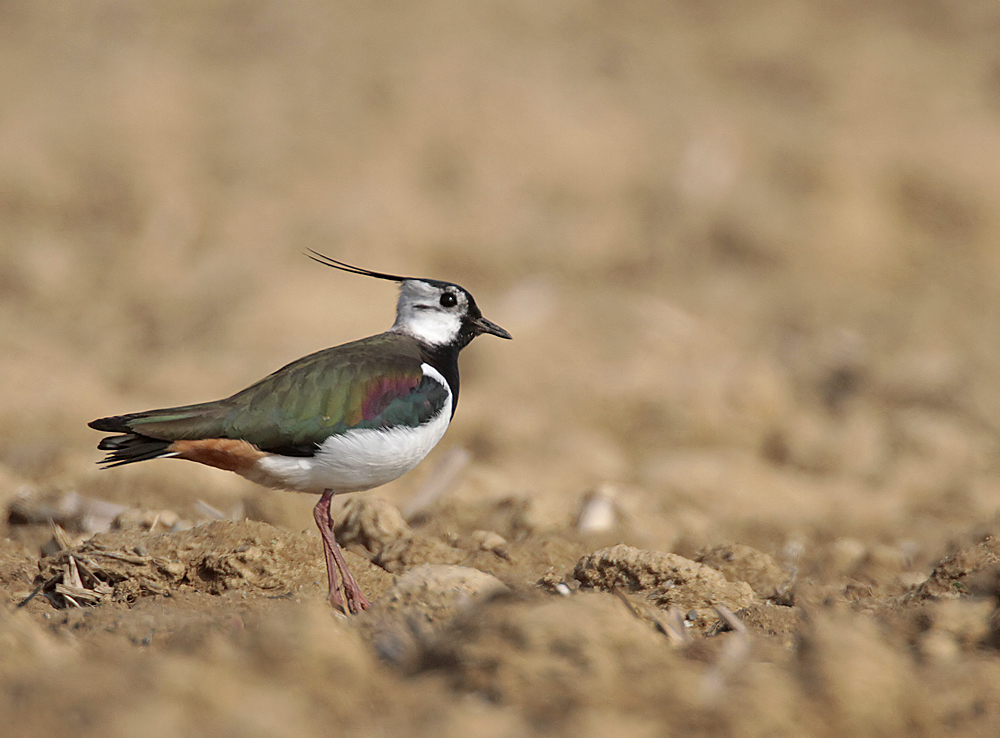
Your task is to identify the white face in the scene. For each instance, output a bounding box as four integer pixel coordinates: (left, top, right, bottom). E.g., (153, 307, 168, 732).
(391, 280, 467, 346)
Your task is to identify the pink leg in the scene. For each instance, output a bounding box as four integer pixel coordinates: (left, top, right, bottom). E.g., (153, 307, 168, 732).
(312, 490, 371, 614)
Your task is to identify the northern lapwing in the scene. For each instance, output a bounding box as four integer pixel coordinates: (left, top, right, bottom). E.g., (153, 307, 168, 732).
(89, 251, 511, 613)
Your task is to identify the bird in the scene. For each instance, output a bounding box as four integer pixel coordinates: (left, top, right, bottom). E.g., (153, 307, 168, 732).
(89, 251, 511, 614)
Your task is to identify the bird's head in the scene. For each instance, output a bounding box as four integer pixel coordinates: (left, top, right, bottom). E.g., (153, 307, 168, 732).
(306, 250, 511, 349)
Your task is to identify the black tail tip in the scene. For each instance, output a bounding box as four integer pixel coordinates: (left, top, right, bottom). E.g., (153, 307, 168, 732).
(89, 415, 131, 433)
(93, 434, 173, 468)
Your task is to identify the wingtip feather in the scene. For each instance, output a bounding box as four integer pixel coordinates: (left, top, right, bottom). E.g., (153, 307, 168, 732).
(89, 415, 131, 433)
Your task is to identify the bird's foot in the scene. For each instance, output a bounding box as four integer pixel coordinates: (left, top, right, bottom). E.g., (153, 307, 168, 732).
(324, 573, 370, 614)
(340, 576, 371, 614)
(327, 586, 346, 612)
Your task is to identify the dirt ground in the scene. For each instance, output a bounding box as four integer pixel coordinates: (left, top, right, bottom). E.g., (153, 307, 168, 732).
(5, 1, 1000, 735)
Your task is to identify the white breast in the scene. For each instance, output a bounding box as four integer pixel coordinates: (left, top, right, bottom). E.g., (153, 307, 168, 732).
(245, 364, 453, 494)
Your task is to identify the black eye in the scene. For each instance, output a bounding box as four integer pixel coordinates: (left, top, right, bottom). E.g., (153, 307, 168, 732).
(440, 292, 458, 308)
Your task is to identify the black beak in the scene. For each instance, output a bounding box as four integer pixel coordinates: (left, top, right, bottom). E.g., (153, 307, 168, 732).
(473, 316, 512, 339)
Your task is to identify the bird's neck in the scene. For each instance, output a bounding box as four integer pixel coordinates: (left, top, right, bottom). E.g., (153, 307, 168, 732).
(420, 341, 462, 417)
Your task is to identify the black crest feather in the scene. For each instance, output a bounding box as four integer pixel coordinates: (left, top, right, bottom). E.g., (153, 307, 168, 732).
(305, 250, 409, 283)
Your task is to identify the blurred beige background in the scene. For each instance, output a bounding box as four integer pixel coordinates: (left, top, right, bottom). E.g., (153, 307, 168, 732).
(8, 3, 1000, 737)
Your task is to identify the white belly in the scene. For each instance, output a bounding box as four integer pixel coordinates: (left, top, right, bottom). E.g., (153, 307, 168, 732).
(244, 363, 453, 494)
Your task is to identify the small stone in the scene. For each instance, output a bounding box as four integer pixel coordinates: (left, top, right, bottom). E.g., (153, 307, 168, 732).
(696, 544, 788, 598)
(574, 544, 755, 616)
(469, 529, 505, 549)
(854, 544, 910, 583)
(923, 598, 994, 647)
(575, 485, 618, 534)
(156, 560, 186, 579)
(467, 530, 508, 557)
(375, 564, 508, 628)
(917, 629, 960, 664)
(898, 571, 928, 589)
(334, 496, 411, 559)
(363, 565, 509, 669)
(236, 546, 263, 562)
(827, 538, 867, 577)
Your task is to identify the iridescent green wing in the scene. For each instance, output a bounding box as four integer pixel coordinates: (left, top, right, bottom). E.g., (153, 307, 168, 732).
(102, 333, 449, 455)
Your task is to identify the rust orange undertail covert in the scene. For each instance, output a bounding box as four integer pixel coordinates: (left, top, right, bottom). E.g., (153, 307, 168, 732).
(168, 438, 266, 473)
